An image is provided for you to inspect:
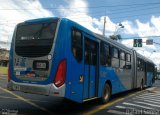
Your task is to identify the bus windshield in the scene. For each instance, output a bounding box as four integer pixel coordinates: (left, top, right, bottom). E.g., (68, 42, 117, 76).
(15, 22, 57, 57)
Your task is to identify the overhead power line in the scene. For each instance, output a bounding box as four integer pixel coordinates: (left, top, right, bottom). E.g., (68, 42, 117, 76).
(63, 10, 160, 21)
(111, 12, 160, 20)
(0, 3, 159, 23)
(107, 6, 160, 15)
(107, 3, 160, 12)
(0, 2, 160, 10)
(60, 5, 160, 17)
(122, 36, 160, 40)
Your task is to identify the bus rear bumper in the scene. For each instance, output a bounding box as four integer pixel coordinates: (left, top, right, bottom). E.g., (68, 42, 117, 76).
(7, 80, 65, 97)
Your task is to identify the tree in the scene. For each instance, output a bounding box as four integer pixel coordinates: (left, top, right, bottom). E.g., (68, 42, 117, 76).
(109, 34, 122, 41)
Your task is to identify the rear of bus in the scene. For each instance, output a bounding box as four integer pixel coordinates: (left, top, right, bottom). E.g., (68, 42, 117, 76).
(7, 17, 68, 97)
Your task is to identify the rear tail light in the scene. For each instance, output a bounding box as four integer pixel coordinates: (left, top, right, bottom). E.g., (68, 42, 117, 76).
(8, 65, 11, 82)
(54, 59, 66, 87)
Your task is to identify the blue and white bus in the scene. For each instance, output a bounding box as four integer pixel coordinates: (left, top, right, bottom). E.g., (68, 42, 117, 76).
(8, 17, 155, 103)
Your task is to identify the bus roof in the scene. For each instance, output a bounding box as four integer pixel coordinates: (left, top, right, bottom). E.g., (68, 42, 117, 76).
(24, 17, 60, 24)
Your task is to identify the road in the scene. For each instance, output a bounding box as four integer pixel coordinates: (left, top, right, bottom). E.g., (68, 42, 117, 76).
(0, 75, 160, 115)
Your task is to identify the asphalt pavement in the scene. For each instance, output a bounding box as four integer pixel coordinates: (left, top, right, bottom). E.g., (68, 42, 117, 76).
(0, 75, 160, 115)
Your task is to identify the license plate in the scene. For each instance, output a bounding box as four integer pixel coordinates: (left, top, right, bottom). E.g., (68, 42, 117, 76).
(33, 61, 48, 70)
(36, 62, 46, 69)
(13, 85, 20, 91)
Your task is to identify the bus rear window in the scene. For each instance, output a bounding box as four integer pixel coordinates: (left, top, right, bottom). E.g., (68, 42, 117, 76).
(15, 22, 57, 57)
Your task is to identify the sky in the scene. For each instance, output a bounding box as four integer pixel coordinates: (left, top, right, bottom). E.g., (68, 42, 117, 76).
(0, 0, 160, 66)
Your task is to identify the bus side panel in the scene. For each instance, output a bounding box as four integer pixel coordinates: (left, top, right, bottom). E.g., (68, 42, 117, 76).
(136, 59, 145, 88)
(9, 28, 17, 83)
(59, 20, 72, 100)
(47, 19, 71, 87)
(133, 50, 137, 88)
(98, 67, 127, 97)
(146, 72, 153, 87)
(9, 37, 14, 82)
(137, 71, 145, 88)
(61, 20, 84, 102)
(64, 22, 83, 103)
(116, 66, 133, 90)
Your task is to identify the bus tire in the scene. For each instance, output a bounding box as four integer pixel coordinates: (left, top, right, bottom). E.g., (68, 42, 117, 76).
(101, 83, 111, 104)
(140, 80, 144, 90)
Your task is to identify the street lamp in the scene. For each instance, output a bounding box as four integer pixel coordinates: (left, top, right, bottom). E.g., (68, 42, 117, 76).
(114, 23, 124, 36)
(110, 23, 124, 41)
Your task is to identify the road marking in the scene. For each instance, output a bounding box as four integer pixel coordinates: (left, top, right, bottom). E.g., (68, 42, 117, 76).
(136, 92, 160, 97)
(0, 86, 56, 115)
(135, 98, 160, 105)
(134, 101, 160, 108)
(138, 93, 160, 97)
(115, 105, 135, 110)
(115, 105, 126, 109)
(135, 95, 160, 99)
(123, 102, 154, 110)
(107, 109, 126, 115)
(134, 96, 160, 102)
(145, 87, 156, 91)
(0, 95, 49, 103)
(84, 90, 145, 115)
(84, 98, 124, 115)
(145, 87, 156, 90)
(0, 95, 19, 100)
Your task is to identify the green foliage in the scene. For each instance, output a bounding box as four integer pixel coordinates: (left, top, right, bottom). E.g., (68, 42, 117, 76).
(109, 35, 122, 41)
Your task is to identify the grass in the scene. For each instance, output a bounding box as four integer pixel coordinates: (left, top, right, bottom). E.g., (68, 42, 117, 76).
(0, 66, 8, 75)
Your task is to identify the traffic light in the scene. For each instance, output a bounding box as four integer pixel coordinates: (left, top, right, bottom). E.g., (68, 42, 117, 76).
(133, 39, 142, 47)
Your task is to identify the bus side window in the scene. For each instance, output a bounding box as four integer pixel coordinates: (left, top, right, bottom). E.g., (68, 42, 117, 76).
(120, 51, 126, 69)
(126, 53, 131, 69)
(141, 60, 144, 71)
(100, 42, 111, 66)
(139, 59, 144, 71)
(85, 38, 97, 65)
(71, 28, 82, 63)
(111, 47, 119, 68)
(137, 59, 139, 71)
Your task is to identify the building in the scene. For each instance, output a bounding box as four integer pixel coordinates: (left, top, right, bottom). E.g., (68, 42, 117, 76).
(0, 48, 9, 67)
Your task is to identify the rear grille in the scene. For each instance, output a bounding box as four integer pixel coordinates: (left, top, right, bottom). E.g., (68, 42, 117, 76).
(15, 45, 52, 57)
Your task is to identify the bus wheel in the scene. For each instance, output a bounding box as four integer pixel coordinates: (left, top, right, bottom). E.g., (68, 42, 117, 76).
(101, 83, 111, 104)
(140, 80, 144, 90)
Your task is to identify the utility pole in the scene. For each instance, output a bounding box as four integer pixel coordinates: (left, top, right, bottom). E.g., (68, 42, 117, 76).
(103, 17, 106, 37)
